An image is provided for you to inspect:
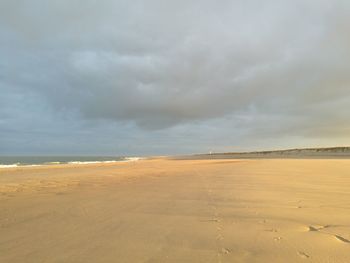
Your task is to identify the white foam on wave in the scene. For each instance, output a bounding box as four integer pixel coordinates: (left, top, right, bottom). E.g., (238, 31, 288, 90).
(68, 158, 143, 164)
(68, 161, 99, 164)
(0, 164, 19, 168)
(68, 160, 119, 165)
(0, 157, 143, 169)
(122, 157, 143, 162)
(129, 157, 142, 161)
(0, 164, 41, 169)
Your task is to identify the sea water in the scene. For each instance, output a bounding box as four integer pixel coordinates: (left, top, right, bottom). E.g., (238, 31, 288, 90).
(0, 156, 141, 168)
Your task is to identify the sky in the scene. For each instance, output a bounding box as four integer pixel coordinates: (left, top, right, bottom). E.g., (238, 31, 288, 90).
(1, 0, 350, 156)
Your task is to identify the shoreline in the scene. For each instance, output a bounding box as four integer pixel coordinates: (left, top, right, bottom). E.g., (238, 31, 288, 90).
(0, 157, 144, 170)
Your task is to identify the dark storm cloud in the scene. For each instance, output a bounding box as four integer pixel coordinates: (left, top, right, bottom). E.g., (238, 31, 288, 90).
(1, 0, 350, 154)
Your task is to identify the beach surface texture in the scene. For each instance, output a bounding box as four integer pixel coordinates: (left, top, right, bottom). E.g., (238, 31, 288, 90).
(1, 158, 350, 262)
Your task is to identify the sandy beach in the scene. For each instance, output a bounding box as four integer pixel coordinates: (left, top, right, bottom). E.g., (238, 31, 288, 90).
(1, 158, 350, 262)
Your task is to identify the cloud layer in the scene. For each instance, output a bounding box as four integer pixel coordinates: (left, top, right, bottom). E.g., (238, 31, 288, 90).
(1, 0, 350, 155)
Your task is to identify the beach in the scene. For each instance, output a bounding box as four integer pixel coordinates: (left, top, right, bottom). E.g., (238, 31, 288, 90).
(1, 158, 350, 262)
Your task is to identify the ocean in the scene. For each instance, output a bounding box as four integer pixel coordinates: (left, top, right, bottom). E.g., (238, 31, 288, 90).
(0, 156, 140, 168)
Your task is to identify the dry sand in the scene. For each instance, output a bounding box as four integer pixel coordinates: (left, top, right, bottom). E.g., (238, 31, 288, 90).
(1, 159, 350, 262)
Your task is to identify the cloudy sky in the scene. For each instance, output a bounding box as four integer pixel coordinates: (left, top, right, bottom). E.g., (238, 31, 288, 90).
(1, 0, 350, 156)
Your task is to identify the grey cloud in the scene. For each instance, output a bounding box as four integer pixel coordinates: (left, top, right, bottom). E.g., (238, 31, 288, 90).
(1, 0, 350, 154)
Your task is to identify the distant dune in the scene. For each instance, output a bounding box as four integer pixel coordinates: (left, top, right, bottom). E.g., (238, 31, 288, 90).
(177, 147, 350, 159)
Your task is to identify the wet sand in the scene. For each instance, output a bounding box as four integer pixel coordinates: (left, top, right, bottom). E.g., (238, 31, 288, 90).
(1, 159, 350, 262)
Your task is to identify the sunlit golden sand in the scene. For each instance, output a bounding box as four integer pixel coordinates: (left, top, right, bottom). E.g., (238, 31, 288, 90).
(1, 159, 350, 262)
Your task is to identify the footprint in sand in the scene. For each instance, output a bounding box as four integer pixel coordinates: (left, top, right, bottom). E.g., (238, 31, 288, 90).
(298, 251, 310, 259)
(265, 228, 278, 233)
(273, 236, 282, 242)
(334, 235, 350, 243)
(220, 248, 231, 254)
(308, 226, 320, 232)
(307, 225, 335, 232)
(216, 234, 224, 241)
(307, 225, 350, 244)
(259, 219, 267, 224)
